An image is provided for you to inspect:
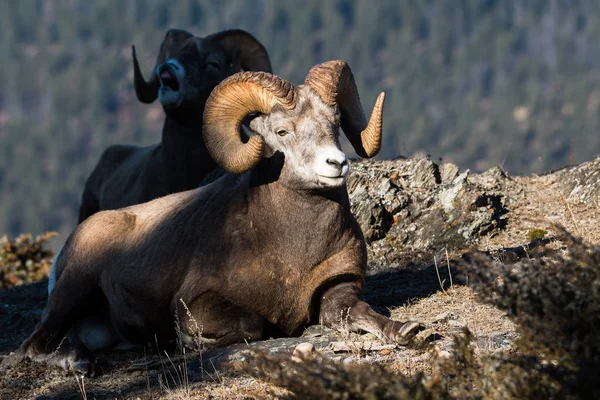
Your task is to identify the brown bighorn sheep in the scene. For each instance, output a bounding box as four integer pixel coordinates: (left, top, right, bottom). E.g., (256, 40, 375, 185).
(78, 28, 272, 223)
(14, 61, 422, 376)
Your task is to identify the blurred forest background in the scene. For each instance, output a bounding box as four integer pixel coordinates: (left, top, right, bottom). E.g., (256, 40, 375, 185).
(1, 0, 599, 241)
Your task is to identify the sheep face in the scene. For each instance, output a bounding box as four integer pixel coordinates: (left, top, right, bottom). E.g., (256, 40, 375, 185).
(133, 29, 271, 120)
(248, 87, 350, 190)
(202, 62, 384, 184)
(156, 39, 234, 113)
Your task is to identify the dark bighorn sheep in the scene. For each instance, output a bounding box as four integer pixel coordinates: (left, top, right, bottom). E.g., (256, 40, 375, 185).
(13, 61, 422, 376)
(77, 28, 272, 223)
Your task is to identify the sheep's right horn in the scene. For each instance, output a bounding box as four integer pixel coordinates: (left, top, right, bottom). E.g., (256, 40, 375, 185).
(304, 60, 384, 158)
(132, 29, 194, 104)
(132, 45, 159, 104)
(203, 72, 296, 174)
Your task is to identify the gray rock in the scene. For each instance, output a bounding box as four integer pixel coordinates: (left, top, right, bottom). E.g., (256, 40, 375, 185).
(187, 325, 340, 374)
(430, 311, 457, 324)
(440, 163, 460, 183)
(476, 331, 516, 351)
(553, 157, 600, 205)
(348, 157, 507, 270)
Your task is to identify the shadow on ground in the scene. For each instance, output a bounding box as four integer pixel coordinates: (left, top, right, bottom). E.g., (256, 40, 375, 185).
(0, 239, 547, 399)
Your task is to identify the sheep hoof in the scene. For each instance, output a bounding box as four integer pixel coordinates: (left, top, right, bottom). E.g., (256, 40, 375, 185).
(61, 347, 97, 377)
(42, 346, 98, 377)
(390, 321, 425, 345)
(69, 358, 97, 377)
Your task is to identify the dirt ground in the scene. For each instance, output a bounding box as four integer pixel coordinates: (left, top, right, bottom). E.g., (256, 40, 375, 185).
(0, 160, 598, 399)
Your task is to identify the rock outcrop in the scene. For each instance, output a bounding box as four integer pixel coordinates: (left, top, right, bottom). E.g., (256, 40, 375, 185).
(552, 157, 600, 206)
(348, 157, 509, 271)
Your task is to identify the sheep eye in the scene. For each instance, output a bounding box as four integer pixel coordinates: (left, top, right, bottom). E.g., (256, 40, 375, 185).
(206, 61, 220, 70)
(276, 129, 288, 137)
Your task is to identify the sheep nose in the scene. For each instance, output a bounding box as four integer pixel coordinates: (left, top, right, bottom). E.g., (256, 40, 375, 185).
(327, 157, 347, 168)
(166, 60, 180, 71)
(316, 148, 350, 178)
(157, 59, 183, 75)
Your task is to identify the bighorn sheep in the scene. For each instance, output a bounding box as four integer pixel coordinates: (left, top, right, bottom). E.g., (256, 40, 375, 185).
(77, 28, 272, 223)
(14, 61, 422, 376)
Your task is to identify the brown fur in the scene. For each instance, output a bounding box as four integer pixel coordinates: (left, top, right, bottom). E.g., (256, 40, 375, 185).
(16, 70, 422, 377)
(65, 169, 363, 335)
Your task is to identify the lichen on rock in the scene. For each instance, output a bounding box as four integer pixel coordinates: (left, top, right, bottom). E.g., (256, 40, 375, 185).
(347, 157, 508, 270)
(552, 157, 600, 206)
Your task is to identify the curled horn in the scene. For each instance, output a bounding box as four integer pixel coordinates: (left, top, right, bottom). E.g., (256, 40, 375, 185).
(203, 72, 296, 174)
(132, 29, 194, 104)
(132, 45, 160, 104)
(304, 60, 385, 158)
(206, 29, 272, 73)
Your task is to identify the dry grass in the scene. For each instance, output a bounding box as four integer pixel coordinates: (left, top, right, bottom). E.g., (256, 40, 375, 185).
(2, 162, 599, 399)
(391, 286, 515, 341)
(236, 168, 600, 399)
(480, 173, 600, 250)
(155, 373, 288, 399)
(243, 230, 599, 399)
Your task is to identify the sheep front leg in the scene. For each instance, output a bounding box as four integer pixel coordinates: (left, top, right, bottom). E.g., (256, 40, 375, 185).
(318, 282, 423, 345)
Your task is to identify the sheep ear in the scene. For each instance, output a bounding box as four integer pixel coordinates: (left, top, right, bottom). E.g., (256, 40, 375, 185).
(242, 114, 274, 158)
(208, 30, 272, 73)
(240, 123, 273, 157)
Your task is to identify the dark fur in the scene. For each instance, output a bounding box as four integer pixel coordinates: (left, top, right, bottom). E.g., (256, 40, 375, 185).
(78, 30, 271, 223)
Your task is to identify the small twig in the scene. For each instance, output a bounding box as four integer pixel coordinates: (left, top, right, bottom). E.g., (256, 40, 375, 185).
(50, 336, 68, 359)
(163, 350, 180, 395)
(210, 358, 223, 384)
(559, 194, 583, 237)
(72, 370, 87, 400)
(434, 255, 446, 293)
(128, 355, 187, 372)
(143, 347, 153, 399)
(445, 248, 453, 289)
(501, 141, 512, 169)
(329, 341, 396, 353)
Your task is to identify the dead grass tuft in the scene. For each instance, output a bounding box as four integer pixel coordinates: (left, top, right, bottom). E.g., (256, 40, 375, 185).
(244, 349, 443, 400)
(461, 226, 600, 398)
(243, 227, 599, 399)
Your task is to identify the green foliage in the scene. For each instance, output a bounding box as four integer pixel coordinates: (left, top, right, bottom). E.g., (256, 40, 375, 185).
(0, 232, 56, 289)
(527, 228, 547, 240)
(1, 0, 600, 238)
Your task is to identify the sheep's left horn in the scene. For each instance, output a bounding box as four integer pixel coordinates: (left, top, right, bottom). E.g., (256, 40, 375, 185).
(304, 60, 384, 158)
(203, 72, 296, 174)
(206, 29, 272, 73)
(132, 45, 159, 104)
